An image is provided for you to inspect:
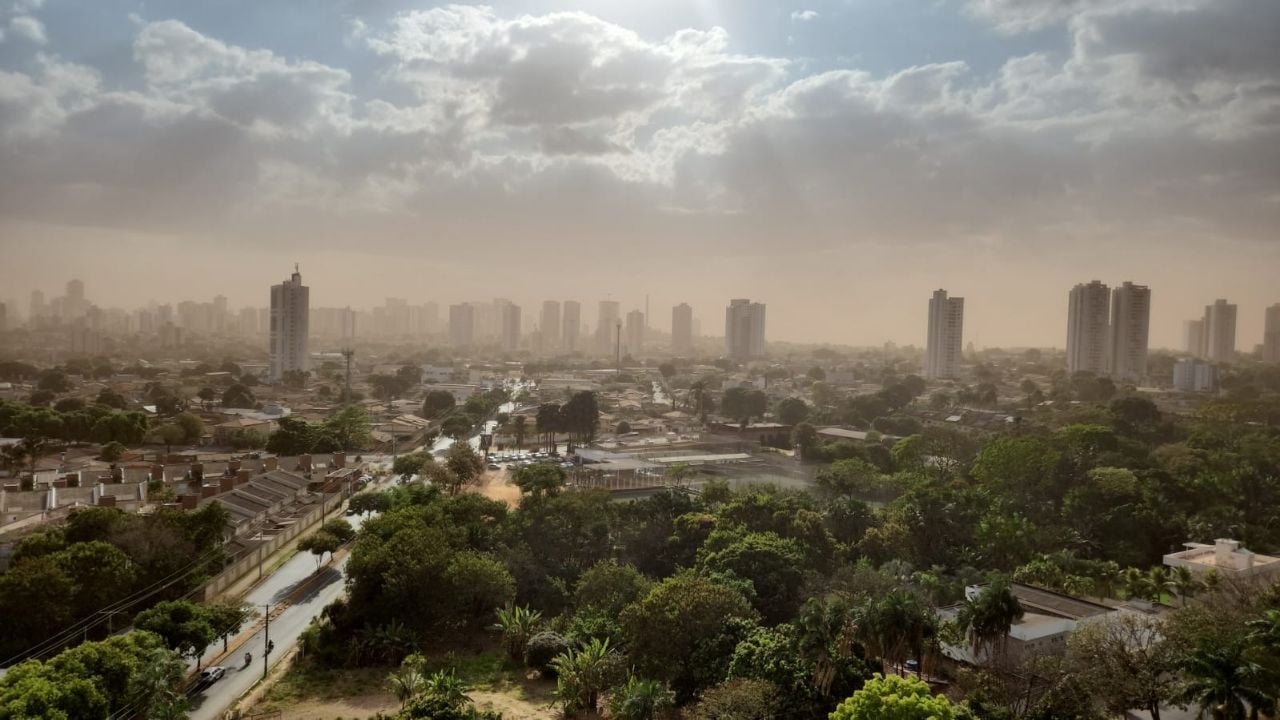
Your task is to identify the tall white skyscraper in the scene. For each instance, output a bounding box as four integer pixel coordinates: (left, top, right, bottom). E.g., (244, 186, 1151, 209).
(1264, 303, 1280, 363)
(540, 301, 561, 354)
(672, 303, 693, 355)
(1185, 319, 1205, 357)
(725, 299, 766, 360)
(625, 309, 645, 357)
(500, 303, 521, 352)
(923, 289, 963, 379)
(1067, 280, 1110, 376)
(449, 303, 475, 347)
(269, 266, 310, 382)
(562, 301, 581, 353)
(1109, 281, 1150, 383)
(595, 300, 620, 356)
(1203, 299, 1237, 362)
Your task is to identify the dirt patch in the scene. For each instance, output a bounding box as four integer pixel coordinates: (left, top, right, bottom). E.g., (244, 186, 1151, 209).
(471, 467, 521, 508)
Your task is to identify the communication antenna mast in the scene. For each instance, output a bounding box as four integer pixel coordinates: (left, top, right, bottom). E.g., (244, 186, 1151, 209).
(341, 347, 355, 403)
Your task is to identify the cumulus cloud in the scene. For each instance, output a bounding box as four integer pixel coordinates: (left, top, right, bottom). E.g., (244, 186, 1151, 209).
(0, 0, 1274, 263)
(8, 15, 45, 44)
(791, 10, 819, 21)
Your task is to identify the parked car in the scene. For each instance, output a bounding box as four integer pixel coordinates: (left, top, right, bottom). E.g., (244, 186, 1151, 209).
(200, 666, 226, 684)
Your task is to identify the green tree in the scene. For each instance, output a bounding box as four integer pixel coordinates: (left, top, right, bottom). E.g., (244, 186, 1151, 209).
(512, 414, 527, 448)
(205, 601, 252, 653)
(393, 452, 432, 477)
(445, 442, 484, 491)
(299, 530, 341, 566)
(699, 531, 808, 624)
(792, 422, 820, 460)
(619, 571, 759, 699)
(174, 412, 204, 443)
(151, 424, 186, 454)
(221, 383, 255, 409)
(830, 673, 957, 720)
(512, 463, 566, 499)
(777, 397, 810, 425)
(324, 405, 373, 450)
(133, 601, 216, 668)
(446, 552, 515, 628)
(574, 561, 652, 617)
(95, 388, 127, 409)
(1068, 613, 1179, 720)
(440, 414, 473, 439)
(685, 679, 779, 720)
(99, 441, 125, 462)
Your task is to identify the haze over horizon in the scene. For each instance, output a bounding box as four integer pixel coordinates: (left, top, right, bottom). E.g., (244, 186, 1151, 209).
(2, 0, 1277, 349)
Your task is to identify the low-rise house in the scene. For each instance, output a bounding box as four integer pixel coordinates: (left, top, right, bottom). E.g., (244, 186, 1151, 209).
(1163, 538, 1280, 581)
(938, 583, 1116, 666)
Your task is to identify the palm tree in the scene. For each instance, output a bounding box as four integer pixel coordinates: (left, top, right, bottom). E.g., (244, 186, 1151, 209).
(798, 596, 856, 697)
(130, 646, 189, 719)
(551, 637, 622, 714)
(607, 676, 675, 720)
(1093, 561, 1122, 599)
(387, 665, 426, 710)
(856, 591, 936, 675)
(1178, 643, 1272, 720)
(1124, 567, 1157, 602)
(1169, 566, 1204, 607)
(492, 605, 542, 662)
(1147, 566, 1171, 603)
(956, 580, 1024, 665)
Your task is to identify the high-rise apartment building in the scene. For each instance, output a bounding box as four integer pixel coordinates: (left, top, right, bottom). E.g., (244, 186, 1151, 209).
(540, 301, 561, 354)
(1109, 282, 1150, 383)
(1203, 299, 1237, 362)
(562, 301, 581, 353)
(672, 303, 693, 355)
(725, 299, 766, 360)
(1262, 303, 1280, 363)
(1067, 280, 1110, 376)
(625, 310, 645, 357)
(595, 301, 620, 356)
(500, 303, 522, 352)
(923, 289, 963, 379)
(1185, 319, 1205, 357)
(269, 266, 310, 382)
(449, 303, 475, 347)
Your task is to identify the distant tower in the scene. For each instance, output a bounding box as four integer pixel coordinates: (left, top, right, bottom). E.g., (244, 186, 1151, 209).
(596, 300, 620, 357)
(562, 301, 581, 353)
(1109, 281, 1150, 383)
(1203, 299, 1237, 362)
(725, 299, 766, 360)
(1067, 280, 1110, 376)
(672, 303, 693, 355)
(1264, 304, 1280, 363)
(625, 309, 645, 357)
(269, 265, 310, 382)
(341, 348, 355, 402)
(923, 289, 963, 379)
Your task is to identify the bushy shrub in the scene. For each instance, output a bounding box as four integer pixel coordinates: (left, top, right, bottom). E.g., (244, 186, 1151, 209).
(525, 631, 571, 675)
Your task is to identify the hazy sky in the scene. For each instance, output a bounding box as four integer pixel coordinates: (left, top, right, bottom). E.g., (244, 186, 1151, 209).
(1, 0, 1277, 349)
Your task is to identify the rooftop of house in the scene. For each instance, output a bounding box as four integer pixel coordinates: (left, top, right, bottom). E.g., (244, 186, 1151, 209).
(1164, 538, 1280, 575)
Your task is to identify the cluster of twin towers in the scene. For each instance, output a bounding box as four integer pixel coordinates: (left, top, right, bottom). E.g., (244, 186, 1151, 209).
(924, 281, 1154, 383)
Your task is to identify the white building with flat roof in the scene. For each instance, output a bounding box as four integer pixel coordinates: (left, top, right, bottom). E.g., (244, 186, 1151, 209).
(1164, 539, 1280, 580)
(1172, 358, 1217, 392)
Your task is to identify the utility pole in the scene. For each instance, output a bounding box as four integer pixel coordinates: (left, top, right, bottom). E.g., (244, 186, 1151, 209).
(262, 603, 271, 680)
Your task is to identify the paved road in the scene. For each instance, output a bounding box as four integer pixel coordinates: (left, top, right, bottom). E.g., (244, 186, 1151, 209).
(185, 509, 372, 720)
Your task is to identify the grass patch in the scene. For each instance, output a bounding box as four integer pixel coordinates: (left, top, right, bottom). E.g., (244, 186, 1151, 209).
(257, 664, 388, 711)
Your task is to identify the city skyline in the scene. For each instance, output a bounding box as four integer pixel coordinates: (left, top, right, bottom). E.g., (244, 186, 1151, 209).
(8, 273, 1280, 355)
(2, 0, 1278, 349)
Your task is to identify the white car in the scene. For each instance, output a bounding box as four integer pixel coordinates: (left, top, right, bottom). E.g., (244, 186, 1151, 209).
(199, 666, 226, 684)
